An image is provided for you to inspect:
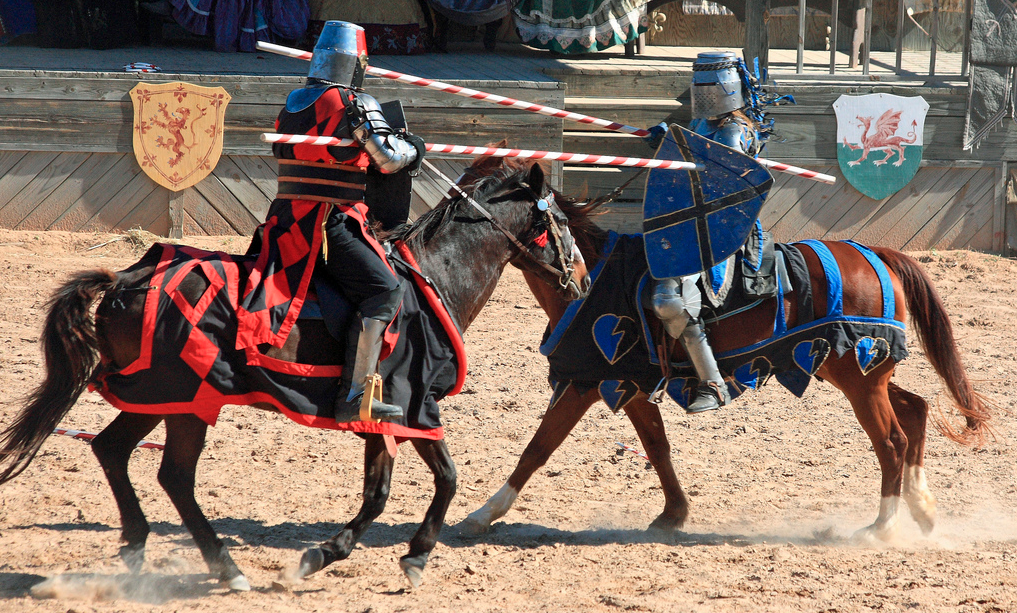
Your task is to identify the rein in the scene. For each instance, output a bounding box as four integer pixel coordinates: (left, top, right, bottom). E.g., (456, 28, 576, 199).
(420, 159, 575, 287)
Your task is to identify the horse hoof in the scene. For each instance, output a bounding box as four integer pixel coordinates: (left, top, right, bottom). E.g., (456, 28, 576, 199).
(647, 518, 682, 535)
(119, 543, 145, 574)
(457, 516, 491, 536)
(297, 547, 326, 579)
(851, 523, 898, 545)
(399, 553, 428, 588)
(227, 574, 251, 592)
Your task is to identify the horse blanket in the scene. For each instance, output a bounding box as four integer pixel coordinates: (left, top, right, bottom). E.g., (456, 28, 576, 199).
(90, 242, 465, 441)
(540, 233, 908, 411)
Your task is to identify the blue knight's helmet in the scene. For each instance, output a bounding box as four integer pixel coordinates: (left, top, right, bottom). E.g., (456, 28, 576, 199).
(690, 51, 745, 119)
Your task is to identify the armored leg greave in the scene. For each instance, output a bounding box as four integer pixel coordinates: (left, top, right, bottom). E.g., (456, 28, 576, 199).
(650, 277, 694, 338)
(679, 321, 731, 413)
(334, 317, 404, 422)
(650, 275, 728, 412)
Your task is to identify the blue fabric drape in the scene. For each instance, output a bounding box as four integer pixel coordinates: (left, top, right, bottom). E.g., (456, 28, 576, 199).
(169, 0, 309, 52)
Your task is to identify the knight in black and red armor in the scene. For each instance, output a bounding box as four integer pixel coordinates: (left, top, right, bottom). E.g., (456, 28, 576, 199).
(247, 21, 426, 424)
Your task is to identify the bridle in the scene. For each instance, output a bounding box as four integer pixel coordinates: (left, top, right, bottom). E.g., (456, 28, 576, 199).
(421, 160, 580, 297)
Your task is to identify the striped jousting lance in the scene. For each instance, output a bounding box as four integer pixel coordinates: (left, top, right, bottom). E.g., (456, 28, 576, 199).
(53, 428, 165, 450)
(260, 133, 704, 171)
(257, 41, 642, 135)
(256, 41, 836, 185)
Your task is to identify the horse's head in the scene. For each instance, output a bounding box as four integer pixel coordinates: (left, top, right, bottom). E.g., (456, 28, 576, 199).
(457, 158, 588, 302)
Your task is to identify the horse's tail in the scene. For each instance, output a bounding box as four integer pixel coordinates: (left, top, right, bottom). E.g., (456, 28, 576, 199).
(0, 270, 118, 485)
(873, 247, 992, 446)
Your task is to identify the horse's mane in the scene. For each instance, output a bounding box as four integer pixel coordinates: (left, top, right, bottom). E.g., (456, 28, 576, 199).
(551, 187, 609, 263)
(382, 159, 534, 249)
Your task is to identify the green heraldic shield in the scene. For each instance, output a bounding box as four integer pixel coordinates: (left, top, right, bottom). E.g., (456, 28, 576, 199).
(834, 93, 929, 200)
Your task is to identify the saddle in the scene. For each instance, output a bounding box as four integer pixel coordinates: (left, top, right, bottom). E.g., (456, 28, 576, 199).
(696, 224, 788, 313)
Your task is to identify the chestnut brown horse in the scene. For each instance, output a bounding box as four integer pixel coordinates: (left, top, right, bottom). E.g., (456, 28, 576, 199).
(0, 160, 585, 590)
(462, 172, 992, 543)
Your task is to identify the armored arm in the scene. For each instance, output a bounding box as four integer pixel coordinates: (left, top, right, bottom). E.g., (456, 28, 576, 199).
(349, 94, 423, 174)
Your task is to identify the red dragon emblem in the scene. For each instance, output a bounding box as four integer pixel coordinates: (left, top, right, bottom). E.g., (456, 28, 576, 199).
(842, 109, 919, 167)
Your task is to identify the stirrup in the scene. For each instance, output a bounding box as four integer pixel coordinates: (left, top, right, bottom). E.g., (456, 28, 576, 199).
(359, 373, 402, 422)
(334, 375, 403, 423)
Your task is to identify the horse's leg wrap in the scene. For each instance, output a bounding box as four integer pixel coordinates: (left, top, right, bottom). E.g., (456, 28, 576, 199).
(680, 321, 730, 413)
(902, 464, 936, 534)
(335, 317, 403, 422)
(461, 482, 518, 534)
(853, 496, 902, 543)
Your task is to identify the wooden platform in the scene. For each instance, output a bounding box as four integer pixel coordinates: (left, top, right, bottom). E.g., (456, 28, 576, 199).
(0, 42, 969, 80)
(0, 42, 1012, 252)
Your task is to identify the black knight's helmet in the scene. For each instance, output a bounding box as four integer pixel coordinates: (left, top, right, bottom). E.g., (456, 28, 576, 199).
(306, 21, 369, 90)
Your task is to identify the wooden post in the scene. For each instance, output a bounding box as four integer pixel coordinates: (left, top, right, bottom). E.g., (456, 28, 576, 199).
(796, 0, 807, 74)
(862, 0, 873, 75)
(929, 0, 939, 75)
(849, 8, 864, 68)
(743, 0, 770, 72)
(829, 0, 839, 74)
(961, 0, 971, 75)
(168, 188, 185, 239)
(996, 162, 1011, 253)
(895, 0, 905, 73)
(1006, 163, 1017, 254)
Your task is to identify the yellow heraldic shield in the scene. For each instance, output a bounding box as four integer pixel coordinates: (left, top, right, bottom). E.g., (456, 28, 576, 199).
(130, 82, 231, 191)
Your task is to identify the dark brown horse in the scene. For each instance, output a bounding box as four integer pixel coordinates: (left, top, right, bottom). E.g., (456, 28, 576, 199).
(461, 168, 992, 543)
(0, 160, 585, 590)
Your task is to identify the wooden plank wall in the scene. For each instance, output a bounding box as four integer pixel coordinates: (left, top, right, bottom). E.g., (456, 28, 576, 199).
(0, 71, 564, 236)
(0, 150, 272, 236)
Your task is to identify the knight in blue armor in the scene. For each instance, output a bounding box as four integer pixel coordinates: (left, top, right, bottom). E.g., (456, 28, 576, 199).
(647, 51, 778, 413)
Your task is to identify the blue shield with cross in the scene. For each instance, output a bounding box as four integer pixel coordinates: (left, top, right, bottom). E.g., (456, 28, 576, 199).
(642, 124, 773, 279)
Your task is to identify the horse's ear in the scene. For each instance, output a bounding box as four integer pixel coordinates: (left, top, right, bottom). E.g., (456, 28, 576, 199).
(527, 161, 545, 192)
(467, 141, 510, 176)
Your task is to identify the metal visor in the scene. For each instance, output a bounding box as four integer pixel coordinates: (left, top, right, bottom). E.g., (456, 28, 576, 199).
(642, 125, 773, 279)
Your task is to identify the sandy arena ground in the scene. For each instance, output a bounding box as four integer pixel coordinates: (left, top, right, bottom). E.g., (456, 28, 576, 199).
(0, 229, 1014, 613)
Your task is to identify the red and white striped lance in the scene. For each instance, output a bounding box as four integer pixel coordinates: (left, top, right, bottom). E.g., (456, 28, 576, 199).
(53, 428, 165, 450)
(256, 41, 836, 185)
(257, 41, 642, 135)
(755, 159, 835, 184)
(260, 133, 704, 171)
(616, 442, 649, 461)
